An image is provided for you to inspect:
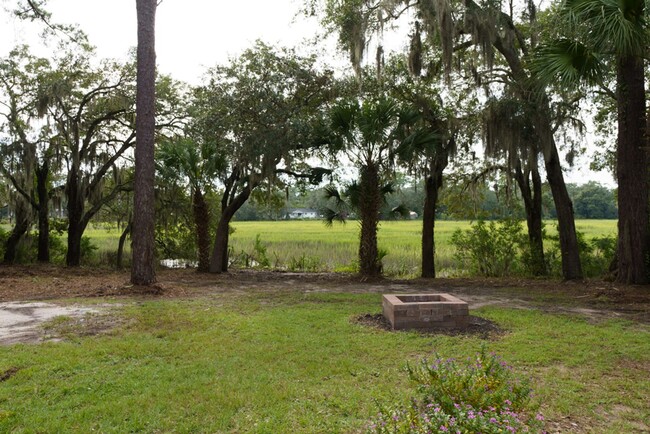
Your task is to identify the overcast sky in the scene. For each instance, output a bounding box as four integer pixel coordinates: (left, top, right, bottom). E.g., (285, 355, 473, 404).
(0, 0, 337, 83)
(0, 0, 615, 186)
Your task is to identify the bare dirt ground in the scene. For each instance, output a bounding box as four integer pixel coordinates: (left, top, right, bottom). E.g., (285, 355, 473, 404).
(1, 264, 648, 319)
(1, 264, 648, 346)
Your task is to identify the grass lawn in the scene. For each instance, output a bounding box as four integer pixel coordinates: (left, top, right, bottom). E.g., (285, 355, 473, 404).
(0, 287, 647, 433)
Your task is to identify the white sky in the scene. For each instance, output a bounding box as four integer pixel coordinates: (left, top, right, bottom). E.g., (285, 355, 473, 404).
(0, 0, 339, 83)
(0, 0, 615, 186)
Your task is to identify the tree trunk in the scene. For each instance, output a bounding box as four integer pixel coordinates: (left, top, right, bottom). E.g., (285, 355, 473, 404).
(3, 199, 30, 264)
(67, 223, 83, 267)
(117, 218, 132, 269)
(131, 0, 158, 285)
(514, 160, 546, 276)
(616, 54, 648, 284)
(192, 188, 211, 272)
(210, 187, 252, 273)
(66, 176, 84, 266)
(421, 153, 447, 278)
(36, 161, 49, 262)
(358, 163, 382, 277)
(492, 28, 582, 280)
(543, 142, 582, 279)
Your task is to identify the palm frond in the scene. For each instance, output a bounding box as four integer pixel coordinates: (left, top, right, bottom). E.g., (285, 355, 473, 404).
(389, 204, 410, 219)
(322, 207, 346, 227)
(323, 185, 344, 207)
(380, 181, 397, 198)
(532, 39, 604, 88)
(344, 181, 360, 208)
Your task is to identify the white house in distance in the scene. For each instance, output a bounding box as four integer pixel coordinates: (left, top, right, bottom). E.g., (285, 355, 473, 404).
(286, 208, 319, 219)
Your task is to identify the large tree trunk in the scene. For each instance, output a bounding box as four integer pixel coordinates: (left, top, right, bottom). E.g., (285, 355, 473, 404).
(192, 188, 211, 272)
(65, 175, 84, 266)
(514, 160, 546, 276)
(421, 154, 447, 278)
(131, 0, 158, 285)
(3, 199, 30, 264)
(543, 142, 582, 279)
(210, 187, 252, 273)
(358, 163, 382, 277)
(616, 55, 648, 284)
(36, 161, 49, 262)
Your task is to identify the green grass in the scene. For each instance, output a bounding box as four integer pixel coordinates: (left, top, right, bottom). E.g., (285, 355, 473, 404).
(0, 292, 647, 433)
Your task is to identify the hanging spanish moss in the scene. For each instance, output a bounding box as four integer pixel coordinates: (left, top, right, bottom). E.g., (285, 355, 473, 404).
(375, 44, 384, 80)
(408, 21, 422, 77)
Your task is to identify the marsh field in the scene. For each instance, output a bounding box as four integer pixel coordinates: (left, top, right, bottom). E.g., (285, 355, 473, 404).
(83, 219, 618, 277)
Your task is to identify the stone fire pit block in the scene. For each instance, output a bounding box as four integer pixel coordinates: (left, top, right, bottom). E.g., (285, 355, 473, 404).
(382, 294, 469, 330)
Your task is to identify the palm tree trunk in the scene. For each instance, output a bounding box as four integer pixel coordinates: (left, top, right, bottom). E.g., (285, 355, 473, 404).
(616, 54, 648, 284)
(192, 188, 211, 272)
(131, 0, 158, 285)
(358, 163, 382, 276)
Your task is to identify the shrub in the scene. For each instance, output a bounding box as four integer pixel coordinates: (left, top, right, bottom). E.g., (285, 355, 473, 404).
(546, 229, 616, 278)
(252, 234, 271, 268)
(450, 219, 525, 277)
(155, 223, 197, 260)
(288, 254, 322, 272)
(367, 349, 544, 433)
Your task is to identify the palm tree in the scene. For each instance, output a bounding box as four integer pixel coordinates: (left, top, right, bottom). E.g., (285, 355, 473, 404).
(326, 97, 403, 276)
(157, 138, 220, 272)
(537, 0, 648, 283)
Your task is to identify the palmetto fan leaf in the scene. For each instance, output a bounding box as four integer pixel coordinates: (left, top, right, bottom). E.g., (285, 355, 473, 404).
(344, 181, 361, 209)
(357, 98, 398, 145)
(321, 206, 347, 227)
(564, 0, 647, 57)
(323, 184, 345, 206)
(533, 39, 604, 88)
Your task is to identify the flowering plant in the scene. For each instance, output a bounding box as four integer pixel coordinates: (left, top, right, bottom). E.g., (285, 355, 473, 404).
(368, 349, 544, 433)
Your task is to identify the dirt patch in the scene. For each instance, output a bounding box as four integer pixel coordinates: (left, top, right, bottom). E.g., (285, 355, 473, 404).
(0, 265, 648, 325)
(0, 301, 117, 345)
(353, 313, 506, 339)
(0, 367, 20, 382)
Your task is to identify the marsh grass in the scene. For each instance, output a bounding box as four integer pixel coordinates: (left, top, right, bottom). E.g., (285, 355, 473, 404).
(0, 292, 647, 433)
(227, 220, 616, 277)
(3, 220, 617, 274)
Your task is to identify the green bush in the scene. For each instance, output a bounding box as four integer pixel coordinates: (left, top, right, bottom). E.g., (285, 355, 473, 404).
(450, 219, 525, 277)
(80, 236, 98, 262)
(546, 229, 616, 278)
(0, 226, 7, 259)
(155, 223, 197, 260)
(368, 350, 543, 433)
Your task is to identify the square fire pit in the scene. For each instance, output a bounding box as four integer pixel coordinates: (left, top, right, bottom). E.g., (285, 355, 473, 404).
(382, 294, 469, 330)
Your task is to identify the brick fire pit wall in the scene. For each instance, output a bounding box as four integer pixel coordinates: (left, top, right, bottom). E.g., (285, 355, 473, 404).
(382, 294, 469, 330)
